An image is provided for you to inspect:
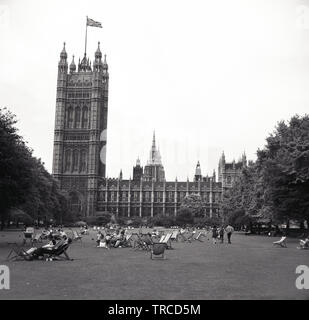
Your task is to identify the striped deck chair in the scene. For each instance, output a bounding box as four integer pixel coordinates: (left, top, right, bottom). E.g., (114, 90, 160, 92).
(160, 233, 173, 249)
(193, 232, 205, 242)
(32, 233, 43, 245)
(171, 230, 179, 242)
(273, 236, 287, 248)
(72, 230, 82, 242)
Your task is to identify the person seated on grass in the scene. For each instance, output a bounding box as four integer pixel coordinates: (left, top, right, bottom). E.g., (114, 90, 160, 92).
(298, 237, 309, 250)
(114, 230, 126, 248)
(21, 236, 70, 259)
(96, 231, 104, 247)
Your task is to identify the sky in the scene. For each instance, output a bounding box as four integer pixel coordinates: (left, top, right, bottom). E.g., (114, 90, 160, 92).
(0, 0, 308, 180)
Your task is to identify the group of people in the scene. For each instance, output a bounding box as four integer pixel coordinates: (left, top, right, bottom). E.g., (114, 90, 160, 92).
(96, 228, 127, 249)
(211, 225, 234, 244)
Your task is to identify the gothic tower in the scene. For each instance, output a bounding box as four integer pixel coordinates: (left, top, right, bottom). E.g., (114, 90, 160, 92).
(52, 42, 109, 218)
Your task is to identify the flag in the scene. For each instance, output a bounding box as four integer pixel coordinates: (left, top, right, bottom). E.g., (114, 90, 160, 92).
(87, 17, 102, 28)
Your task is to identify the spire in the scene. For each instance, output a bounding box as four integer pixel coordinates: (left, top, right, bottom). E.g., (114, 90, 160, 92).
(95, 41, 102, 59)
(119, 169, 123, 180)
(58, 42, 68, 73)
(60, 42, 67, 59)
(152, 131, 156, 149)
(194, 161, 202, 181)
(136, 157, 141, 166)
(69, 55, 76, 73)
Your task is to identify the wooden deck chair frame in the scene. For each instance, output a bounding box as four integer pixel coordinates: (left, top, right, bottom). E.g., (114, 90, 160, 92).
(193, 232, 204, 242)
(273, 236, 287, 248)
(45, 244, 73, 261)
(151, 243, 166, 260)
(171, 231, 179, 242)
(160, 233, 173, 249)
(72, 230, 83, 242)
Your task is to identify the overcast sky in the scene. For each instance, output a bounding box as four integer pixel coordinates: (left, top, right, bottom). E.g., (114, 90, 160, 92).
(0, 0, 308, 180)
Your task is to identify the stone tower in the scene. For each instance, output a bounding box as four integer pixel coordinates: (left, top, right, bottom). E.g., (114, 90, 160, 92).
(52, 42, 109, 218)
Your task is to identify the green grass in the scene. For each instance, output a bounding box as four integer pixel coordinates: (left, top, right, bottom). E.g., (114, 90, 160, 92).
(0, 229, 308, 300)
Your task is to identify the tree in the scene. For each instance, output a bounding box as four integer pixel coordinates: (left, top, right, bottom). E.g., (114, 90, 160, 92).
(0, 107, 70, 229)
(176, 208, 194, 226)
(179, 193, 206, 217)
(0, 108, 36, 228)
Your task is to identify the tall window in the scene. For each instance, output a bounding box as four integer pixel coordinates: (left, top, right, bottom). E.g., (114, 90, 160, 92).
(75, 107, 81, 128)
(79, 150, 87, 172)
(64, 149, 72, 172)
(72, 150, 79, 172)
(82, 106, 88, 129)
(67, 107, 73, 128)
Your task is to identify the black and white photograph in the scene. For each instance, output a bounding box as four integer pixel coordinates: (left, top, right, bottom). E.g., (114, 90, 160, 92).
(0, 0, 309, 304)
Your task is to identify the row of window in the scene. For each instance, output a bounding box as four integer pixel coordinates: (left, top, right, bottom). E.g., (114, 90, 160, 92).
(67, 92, 91, 98)
(64, 149, 87, 173)
(101, 207, 219, 217)
(66, 106, 89, 129)
(98, 191, 221, 203)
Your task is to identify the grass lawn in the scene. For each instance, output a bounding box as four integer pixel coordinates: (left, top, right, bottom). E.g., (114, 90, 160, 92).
(0, 229, 308, 300)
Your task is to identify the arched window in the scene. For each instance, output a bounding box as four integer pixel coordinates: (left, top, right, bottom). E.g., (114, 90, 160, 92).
(73, 149, 79, 172)
(82, 106, 88, 129)
(79, 149, 87, 172)
(64, 149, 72, 172)
(67, 106, 73, 128)
(75, 107, 81, 128)
(227, 176, 232, 184)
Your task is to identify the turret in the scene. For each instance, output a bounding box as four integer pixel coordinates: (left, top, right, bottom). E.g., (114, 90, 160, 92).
(194, 161, 202, 182)
(58, 42, 68, 73)
(93, 42, 103, 72)
(69, 55, 76, 73)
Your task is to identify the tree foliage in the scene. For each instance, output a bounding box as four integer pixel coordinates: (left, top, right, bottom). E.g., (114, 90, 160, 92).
(222, 114, 309, 228)
(0, 107, 69, 228)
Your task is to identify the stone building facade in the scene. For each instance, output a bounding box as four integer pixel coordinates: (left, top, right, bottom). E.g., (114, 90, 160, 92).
(52, 42, 246, 219)
(52, 42, 109, 217)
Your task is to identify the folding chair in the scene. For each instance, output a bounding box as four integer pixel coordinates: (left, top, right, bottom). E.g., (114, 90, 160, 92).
(170, 230, 179, 242)
(297, 238, 309, 250)
(32, 233, 43, 245)
(160, 233, 173, 249)
(23, 227, 35, 245)
(150, 243, 167, 260)
(72, 230, 82, 242)
(273, 236, 287, 248)
(193, 232, 205, 242)
(44, 243, 73, 261)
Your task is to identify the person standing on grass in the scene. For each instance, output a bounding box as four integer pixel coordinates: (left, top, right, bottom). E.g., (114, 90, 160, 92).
(219, 226, 224, 243)
(212, 226, 218, 244)
(225, 224, 234, 244)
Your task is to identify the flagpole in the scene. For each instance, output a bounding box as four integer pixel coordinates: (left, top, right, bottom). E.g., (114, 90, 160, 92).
(84, 16, 88, 55)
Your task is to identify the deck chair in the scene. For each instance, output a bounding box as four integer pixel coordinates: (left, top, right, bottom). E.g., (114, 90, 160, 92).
(123, 234, 133, 247)
(273, 236, 287, 248)
(72, 230, 82, 242)
(160, 233, 173, 249)
(297, 238, 309, 250)
(193, 232, 205, 242)
(134, 234, 152, 251)
(171, 231, 179, 242)
(43, 242, 73, 261)
(150, 243, 166, 260)
(32, 233, 42, 245)
(23, 227, 35, 245)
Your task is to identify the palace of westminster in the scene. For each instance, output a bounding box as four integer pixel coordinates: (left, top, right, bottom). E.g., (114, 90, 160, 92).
(52, 42, 247, 219)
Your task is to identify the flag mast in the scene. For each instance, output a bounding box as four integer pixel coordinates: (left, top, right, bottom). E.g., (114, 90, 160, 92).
(84, 16, 88, 56)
